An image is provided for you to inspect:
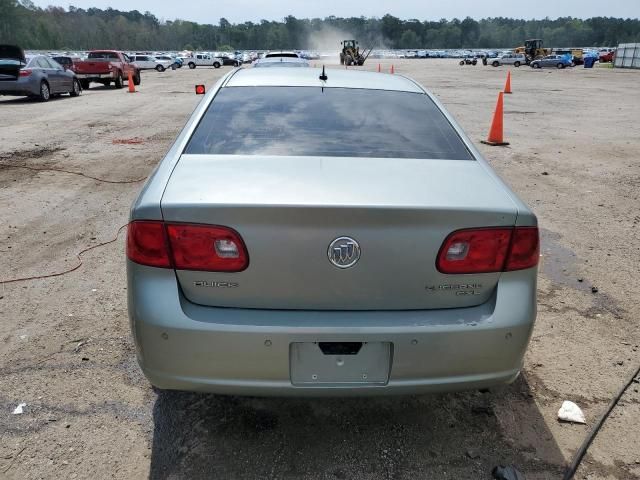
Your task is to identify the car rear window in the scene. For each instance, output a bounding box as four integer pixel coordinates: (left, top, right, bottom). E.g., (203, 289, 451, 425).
(88, 52, 118, 60)
(254, 62, 308, 68)
(185, 86, 473, 160)
(266, 53, 299, 58)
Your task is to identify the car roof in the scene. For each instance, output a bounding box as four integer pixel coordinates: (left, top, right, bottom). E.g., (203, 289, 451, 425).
(225, 67, 425, 93)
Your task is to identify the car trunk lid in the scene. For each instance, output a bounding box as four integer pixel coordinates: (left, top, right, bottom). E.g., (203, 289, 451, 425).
(161, 155, 519, 310)
(0, 45, 26, 80)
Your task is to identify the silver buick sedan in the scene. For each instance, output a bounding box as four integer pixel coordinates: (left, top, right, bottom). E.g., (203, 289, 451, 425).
(127, 67, 539, 396)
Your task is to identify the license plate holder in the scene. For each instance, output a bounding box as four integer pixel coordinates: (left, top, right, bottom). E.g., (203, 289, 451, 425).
(290, 342, 391, 386)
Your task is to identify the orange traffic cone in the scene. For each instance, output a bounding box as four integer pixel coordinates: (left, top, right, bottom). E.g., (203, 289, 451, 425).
(390, 64, 395, 74)
(481, 92, 509, 146)
(504, 71, 512, 94)
(377, 63, 381, 72)
(128, 70, 136, 93)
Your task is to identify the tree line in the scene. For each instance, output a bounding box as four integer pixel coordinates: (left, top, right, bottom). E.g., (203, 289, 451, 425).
(1, 0, 639, 51)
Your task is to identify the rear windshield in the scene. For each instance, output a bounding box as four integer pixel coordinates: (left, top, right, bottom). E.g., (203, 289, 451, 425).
(254, 62, 308, 68)
(88, 52, 118, 60)
(185, 86, 473, 160)
(266, 53, 298, 58)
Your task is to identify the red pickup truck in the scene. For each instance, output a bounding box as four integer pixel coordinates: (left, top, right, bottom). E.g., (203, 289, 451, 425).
(73, 50, 140, 89)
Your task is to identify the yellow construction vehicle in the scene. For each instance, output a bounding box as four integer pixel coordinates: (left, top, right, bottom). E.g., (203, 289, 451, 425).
(339, 40, 372, 66)
(515, 39, 551, 64)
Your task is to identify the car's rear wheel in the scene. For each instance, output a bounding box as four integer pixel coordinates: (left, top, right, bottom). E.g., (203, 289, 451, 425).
(492, 61, 499, 67)
(557, 63, 565, 69)
(533, 63, 540, 69)
(114, 72, 123, 88)
(156, 64, 165, 72)
(459, 60, 464, 65)
(213, 62, 221, 68)
(38, 81, 50, 102)
(70, 79, 81, 97)
(133, 72, 141, 86)
(80, 79, 90, 90)
(514, 61, 521, 67)
(188, 62, 196, 69)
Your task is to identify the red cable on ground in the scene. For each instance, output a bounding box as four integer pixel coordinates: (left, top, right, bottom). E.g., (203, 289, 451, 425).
(0, 224, 128, 285)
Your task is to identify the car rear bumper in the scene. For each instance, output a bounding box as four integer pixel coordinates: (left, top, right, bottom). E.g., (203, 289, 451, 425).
(75, 73, 114, 79)
(0, 79, 39, 96)
(128, 262, 536, 396)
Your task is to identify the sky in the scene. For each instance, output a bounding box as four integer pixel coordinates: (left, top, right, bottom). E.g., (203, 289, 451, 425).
(31, 0, 640, 24)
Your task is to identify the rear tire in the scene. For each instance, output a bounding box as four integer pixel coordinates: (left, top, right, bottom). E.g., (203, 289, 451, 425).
(114, 72, 123, 89)
(70, 79, 81, 97)
(492, 61, 499, 67)
(133, 72, 141, 86)
(533, 63, 540, 69)
(557, 63, 565, 69)
(156, 64, 165, 72)
(38, 81, 50, 102)
(188, 62, 196, 69)
(514, 61, 521, 67)
(459, 60, 464, 65)
(213, 62, 221, 69)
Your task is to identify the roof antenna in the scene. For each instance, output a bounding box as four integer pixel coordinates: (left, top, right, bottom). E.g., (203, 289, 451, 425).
(319, 65, 328, 81)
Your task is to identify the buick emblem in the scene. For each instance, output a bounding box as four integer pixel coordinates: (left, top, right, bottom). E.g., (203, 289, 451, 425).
(328, 237, 361, 269)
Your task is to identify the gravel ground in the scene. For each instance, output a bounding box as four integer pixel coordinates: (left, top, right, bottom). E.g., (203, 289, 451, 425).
(1, 60, 639, 480)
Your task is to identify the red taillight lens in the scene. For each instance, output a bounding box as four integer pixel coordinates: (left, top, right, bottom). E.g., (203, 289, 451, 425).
(166, 223, 248, 272)
(127, 221, 249, 272)
(19, 69, 32, 77)
(127, 221, 171, 268)
(195, 84, 206, 95)
(437, 226, 539, 274)
(505, 226, 539, 271)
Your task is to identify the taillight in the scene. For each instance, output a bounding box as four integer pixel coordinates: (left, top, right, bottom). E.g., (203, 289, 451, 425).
(127, 221, 171, 268)
(19, 69, 32, 77)
(127, 221, 248, 272)
(166, 223, 248, 272)
(505, 227, 539, 271)
(437, 226, 539, 274)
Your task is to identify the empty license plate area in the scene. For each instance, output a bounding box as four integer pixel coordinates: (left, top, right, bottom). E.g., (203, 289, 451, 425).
(290, 342, 392, 386)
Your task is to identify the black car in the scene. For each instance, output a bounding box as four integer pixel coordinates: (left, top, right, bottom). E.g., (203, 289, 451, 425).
(50, 55, 78, 72)
(219, 56, 241, 67)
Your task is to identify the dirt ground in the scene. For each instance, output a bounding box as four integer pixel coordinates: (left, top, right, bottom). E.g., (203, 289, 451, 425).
(1, 59, 639, 480)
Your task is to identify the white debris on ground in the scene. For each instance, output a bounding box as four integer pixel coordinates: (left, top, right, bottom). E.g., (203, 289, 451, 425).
(12, 402, 27, 415)
(558, 400, 586, 424)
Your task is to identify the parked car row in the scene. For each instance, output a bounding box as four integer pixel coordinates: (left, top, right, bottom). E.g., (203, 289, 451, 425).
(0, 45, 81, 101)
(1, 45, 248, 102)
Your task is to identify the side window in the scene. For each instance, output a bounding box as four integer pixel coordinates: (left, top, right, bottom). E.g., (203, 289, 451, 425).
(123, 54, 131, 63)
(35, 57, 50, 69)
(197, 55, 203, 60)
(139, 56, 148, 61)
(45, 58, 61, 69)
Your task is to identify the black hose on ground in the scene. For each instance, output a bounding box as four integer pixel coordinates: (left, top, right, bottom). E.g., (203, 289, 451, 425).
(563, 363, 640, 479)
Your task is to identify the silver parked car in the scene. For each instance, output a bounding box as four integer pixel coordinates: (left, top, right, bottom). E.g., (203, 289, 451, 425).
(491, 53, 526, 67)
(130, 54, 172, 72)
(0, 45, 81, 101)
(127, 68, 539, 396)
